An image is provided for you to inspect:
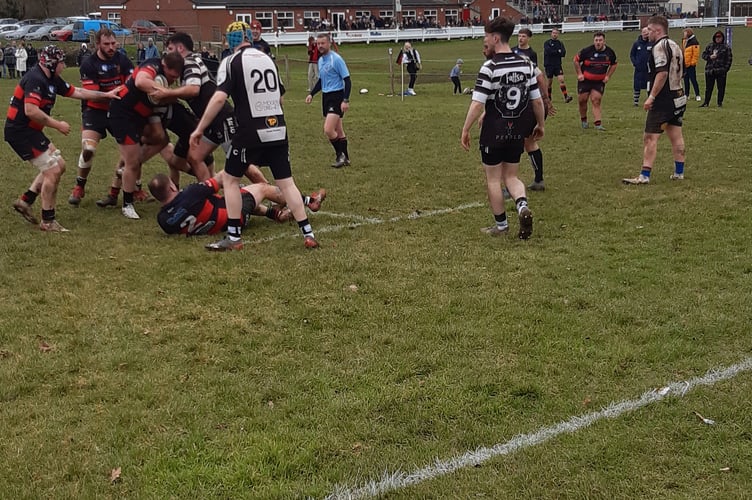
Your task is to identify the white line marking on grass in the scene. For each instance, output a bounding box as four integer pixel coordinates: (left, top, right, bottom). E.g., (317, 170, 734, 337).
(249, 202, 484, 245)
(323, 356, 752, 500)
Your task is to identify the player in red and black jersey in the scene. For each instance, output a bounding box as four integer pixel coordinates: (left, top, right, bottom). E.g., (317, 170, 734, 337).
(67, 27, 134, 206)
(573, 31, 618, 130)
(149, 170, 327, 238)
(5, 45, 121, 232)
(108, 51, 183, 220)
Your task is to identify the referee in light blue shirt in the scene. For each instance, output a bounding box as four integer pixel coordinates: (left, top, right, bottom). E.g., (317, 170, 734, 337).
(306, 33, 352, 168)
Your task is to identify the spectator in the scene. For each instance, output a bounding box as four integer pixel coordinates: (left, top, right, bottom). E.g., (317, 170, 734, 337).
(630, 27, 652, 106)
(682, 28, 701, 101)
(26, 44, 37, 68)
(307, 35, 319, 93)
(699, 30, 731, 108)
(449, 58, 463, 94)
(77, 43, 91, 66)
(0, 42, 6, 78)
(220, 41, 231, 60)
(397, 42, 421, 96)
(14, 42, 27, 77)
(136, 41, 146, 65)
(144, 38, 159, 59)
(4, 42, 15, 78)
(200, 45, 211, 59)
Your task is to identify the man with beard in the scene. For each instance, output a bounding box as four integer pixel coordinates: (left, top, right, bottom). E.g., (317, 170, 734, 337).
(68, 28, 134, 206)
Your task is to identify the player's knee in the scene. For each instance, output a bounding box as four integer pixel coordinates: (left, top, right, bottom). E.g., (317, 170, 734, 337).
(79, 139, 97, 167)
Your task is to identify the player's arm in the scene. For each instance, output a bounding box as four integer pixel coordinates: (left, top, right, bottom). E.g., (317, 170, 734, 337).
(573, 53, 584, 79)
(605, 61, 618, 80)
(190, 90, 228, 147)
(24, 102, 69, 134)
(70, 86, 120, 102)
(160, 81, 199, 101)
(644, 71, 667, 110)
(306, 78, 322, 103)
(460, 100, 484, 151)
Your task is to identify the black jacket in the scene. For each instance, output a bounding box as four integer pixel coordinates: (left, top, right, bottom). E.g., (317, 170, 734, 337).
(701, 30, 733, 75)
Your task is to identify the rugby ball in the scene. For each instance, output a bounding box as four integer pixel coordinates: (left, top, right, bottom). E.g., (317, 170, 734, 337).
(148, 75, 168, 105)
(359, 88, 369, 94)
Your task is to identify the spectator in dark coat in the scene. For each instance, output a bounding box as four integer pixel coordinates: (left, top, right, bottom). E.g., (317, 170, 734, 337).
(630, 28, 652, 106)
(77, 43, 91, 66)
(700, 30, 732, 107)
(5, 42, 16, 78)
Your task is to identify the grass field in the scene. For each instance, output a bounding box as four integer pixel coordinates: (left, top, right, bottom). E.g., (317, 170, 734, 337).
(1, 28, 752, 498)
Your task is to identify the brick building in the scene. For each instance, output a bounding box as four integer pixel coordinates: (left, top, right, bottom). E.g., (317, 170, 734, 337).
(99, 0, 518, 42)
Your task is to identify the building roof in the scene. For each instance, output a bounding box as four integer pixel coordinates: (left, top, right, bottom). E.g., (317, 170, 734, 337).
(191, 0, 463, 7)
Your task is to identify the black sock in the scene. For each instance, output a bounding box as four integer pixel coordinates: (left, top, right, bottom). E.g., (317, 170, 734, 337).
(76, 176, 87, 187)
(515, 197, 529, 212)
(22, 190, 38, 204)
(529, 149, 544, 183)
(330, 138, 340, 156)
(123, 192, 134, 205)
(41, 209, 55, 222)
(341, 137, 349, 159)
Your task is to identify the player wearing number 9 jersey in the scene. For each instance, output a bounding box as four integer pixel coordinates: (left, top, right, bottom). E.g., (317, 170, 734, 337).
(461, 17, 545, 240)
(189, 21, 319, 251)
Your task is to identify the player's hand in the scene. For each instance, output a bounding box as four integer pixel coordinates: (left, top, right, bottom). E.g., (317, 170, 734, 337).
(531, 125, 544, 141)
(150, 87, 171, 103)
(105, 86, 122, 100)
(546, 100, 557, 117)
(460, 129, 471, 151)
(643, 99, 653, 111)
(57, 120, 71, 135)
(577, 74, 584, 81)
(341, 101, 349, 114)
(189, 129, 203, 148)
(603, 75, 609, 83)
(305, 94, 313, 104)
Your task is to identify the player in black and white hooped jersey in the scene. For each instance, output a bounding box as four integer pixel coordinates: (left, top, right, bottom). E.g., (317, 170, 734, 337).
(190, 21, 319, 251)
(461, 17, 545, 240)
(149, 32, 239, 184)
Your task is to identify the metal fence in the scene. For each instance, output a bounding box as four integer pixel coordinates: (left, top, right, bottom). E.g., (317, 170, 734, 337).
(262, 17, 749, 47)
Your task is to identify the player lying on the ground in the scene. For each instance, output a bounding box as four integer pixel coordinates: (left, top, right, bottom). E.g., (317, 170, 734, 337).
(148, 169, 326, 237)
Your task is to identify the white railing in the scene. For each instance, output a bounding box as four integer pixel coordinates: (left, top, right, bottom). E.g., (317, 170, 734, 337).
(266, 17, 750, 47)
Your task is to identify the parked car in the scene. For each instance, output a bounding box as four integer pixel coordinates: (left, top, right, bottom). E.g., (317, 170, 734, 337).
(43, 17, 68, 25)
(51, 24, 74, 42)
(4, 24, 39, 40)
(17, 19, 41, 26)
(0, 23, 20, 37)
(0, 18, 19, 25)
(131, 19, 174, 36)
(71, 20, 131, 42)
(25, 24, 62, 41)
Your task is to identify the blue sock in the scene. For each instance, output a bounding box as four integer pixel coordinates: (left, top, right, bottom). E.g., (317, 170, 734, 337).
(674, 161, 684, 175)
(640, 166, 652, 178)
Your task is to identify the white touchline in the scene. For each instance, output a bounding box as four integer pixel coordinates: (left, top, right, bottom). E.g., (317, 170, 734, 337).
(323, 356, 752, 500)
(250, 202, 485, 244)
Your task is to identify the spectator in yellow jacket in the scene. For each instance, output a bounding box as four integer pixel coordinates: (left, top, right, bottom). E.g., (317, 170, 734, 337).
(682, 29, 701, 101)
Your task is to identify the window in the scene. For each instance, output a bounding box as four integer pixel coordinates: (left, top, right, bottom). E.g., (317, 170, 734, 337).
(355, 10, 370, 18)
(424, 9, 437, 17)
(379, 10, 394, 18)
(304, 11, 320, 20)
(303, 11, 320, 29)
(256, 11, 273, 28)
(107, 12, 120, 23)
(445, 9, 459, 25)
(276, 11, 293, 28)
(402, 10, 417, 19)
(236, 13, 252, 24)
